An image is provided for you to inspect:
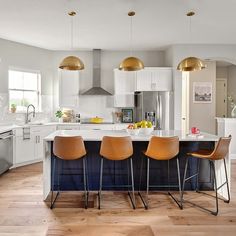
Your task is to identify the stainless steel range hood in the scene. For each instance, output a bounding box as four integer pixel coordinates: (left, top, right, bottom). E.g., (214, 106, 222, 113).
(81, 49, 112, 95)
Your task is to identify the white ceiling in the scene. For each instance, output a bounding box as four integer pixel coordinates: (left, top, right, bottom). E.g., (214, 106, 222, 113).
(0, 0, 236, 50)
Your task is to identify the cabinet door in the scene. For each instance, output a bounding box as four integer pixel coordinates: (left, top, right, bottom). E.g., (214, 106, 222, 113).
(114, 70, 136, 94)
(156, 68, 172, 91)
(35, 126, 57, 160)
(59, 70, 79, 108)
(136, 70, 152, 91)
(15, 136, 35, 164)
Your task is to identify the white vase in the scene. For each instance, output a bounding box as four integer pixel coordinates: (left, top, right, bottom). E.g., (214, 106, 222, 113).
(231, 106, 236, 118)
(58, 118, 63, 123)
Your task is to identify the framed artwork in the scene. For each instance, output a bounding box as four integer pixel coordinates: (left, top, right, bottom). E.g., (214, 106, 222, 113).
(122, 109, 133, 123)
(193, 82, 212, 103)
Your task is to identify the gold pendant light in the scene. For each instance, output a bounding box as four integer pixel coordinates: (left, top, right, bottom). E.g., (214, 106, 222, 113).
(59, 11, 84, 71)
(119, 11, 144, 71)
(177, 12, 206, 72)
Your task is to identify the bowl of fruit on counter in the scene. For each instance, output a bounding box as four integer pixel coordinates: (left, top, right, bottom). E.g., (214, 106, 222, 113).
(126, 124, 140, 135)
(136, 120, 154, 135)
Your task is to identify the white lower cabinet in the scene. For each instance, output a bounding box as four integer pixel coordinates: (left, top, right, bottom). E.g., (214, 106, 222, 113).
(15, 136, 35, 164)
(14, 125, 56, 166)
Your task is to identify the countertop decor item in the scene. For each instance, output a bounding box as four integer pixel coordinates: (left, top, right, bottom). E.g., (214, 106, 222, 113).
(90, 117, 104, 124)
(122, 109, 133, 123)
(119, 11, 144, 71)
(177, 12, 206, 72)
(10, 104, 16, 113)
(55, 110, 63, 123)
(59, 11, 84, 71)
(228, 95, 236, 117)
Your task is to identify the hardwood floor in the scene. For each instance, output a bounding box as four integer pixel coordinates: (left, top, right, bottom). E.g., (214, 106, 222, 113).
(0, 161, 236, 236)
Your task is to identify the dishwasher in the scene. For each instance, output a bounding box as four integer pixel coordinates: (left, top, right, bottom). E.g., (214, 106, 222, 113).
(0, 130, 14, 175)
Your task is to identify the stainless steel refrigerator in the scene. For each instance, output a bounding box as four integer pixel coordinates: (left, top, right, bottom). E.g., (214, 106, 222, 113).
(134, 91, 171, 130)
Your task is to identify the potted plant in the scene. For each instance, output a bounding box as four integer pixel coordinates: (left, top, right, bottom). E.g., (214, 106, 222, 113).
(55, 110, 64, 123)
(11, 104, 17, 113)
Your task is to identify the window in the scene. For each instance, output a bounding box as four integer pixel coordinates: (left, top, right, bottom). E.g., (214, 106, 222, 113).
(8, 69, 41, 112)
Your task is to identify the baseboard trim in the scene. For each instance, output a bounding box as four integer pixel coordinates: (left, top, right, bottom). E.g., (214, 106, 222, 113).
(12, 159, 42, 168)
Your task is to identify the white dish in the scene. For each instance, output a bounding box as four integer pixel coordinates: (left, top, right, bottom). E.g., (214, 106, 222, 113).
(139, 127, 154, 135)
(126, 128, 140, 135)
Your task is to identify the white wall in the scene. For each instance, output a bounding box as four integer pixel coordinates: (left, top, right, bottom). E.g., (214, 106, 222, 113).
(0, 38, 54, 123)
(189, 61, 216, 134)
(216, 67, 228, 78)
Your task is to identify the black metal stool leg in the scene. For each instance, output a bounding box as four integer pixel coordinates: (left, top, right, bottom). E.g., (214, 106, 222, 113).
(181, 157, 189, 207)
(167, 157, 182, 209)
(196, 158, 200, 192)
(146, 158, 150, 209)
(128, 158, 136, 209)
(83, 157, 88, 209)
(177, 157, 183, 209)
(223, 159, 230, 203)
(211, 161, 219, 215)
(50, 157, 59, 209)
(98, 157, 103, 209)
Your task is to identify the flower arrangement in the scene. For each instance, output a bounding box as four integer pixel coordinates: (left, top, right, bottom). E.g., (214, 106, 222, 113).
(228, 95, 236, 117)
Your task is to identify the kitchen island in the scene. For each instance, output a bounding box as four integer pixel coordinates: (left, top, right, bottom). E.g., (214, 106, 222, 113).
(43, 130, 229, 200)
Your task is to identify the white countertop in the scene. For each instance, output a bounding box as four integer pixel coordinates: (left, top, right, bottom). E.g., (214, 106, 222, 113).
(0, 124, 21, 133)
(44, 129, 219, 142)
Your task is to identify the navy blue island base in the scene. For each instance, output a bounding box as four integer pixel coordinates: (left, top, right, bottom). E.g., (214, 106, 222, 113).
(50, 140, 215, 192)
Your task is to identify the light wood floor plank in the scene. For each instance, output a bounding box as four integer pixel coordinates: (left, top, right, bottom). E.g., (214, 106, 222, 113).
(0, 161, 235, 236)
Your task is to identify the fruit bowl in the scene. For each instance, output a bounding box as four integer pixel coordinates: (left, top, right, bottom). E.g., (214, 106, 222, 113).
(139, 127, 154, 135)
(126, 128, 139, 135)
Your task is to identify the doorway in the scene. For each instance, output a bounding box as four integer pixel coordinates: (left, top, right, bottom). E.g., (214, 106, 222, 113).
(181, 72, 190, 133)
(216, 78, 227, 118)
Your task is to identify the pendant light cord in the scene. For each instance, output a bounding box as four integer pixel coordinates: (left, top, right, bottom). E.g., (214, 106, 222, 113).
(130, 14, 133, 56)
(71, 14, 73, 50)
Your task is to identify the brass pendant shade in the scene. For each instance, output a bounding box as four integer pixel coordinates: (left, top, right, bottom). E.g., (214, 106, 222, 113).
(119, 11, 144, 71)
(119, 56, 144, 71)
(59, 11, 84, 71)
(177, 57, 206, 72)
(59, 56, 85, 70)
(177, 11, 206, 72)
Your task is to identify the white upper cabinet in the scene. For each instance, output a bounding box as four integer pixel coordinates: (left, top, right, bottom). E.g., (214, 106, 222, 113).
(59, 70, 80, 108)
(113, 69, 136, 107)
(114, 69, 136, 94)
(136, 67, 172, 91)
(136, 70, 152, 91)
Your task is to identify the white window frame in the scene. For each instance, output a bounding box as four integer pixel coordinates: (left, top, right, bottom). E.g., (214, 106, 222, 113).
(8, 67, 42, 113)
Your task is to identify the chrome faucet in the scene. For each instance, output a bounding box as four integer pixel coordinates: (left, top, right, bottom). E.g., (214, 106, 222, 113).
(26, 104, 36, 123)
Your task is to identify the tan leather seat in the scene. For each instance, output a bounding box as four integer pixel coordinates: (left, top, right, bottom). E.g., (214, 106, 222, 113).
(98, 136, 135, 209)
(182, 135, 232, 215)
(139, 136, 182, 209)
(100, 136, 133, 161)
(51, 136, 88, 209)
(53, 136, 86, 160)
(188, 136, 231, 160)
(144, 136, 179, 160)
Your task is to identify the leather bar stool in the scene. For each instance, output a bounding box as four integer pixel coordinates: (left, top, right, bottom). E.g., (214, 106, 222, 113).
(182, 135, 231, 215)
(138, 136, 182, 209)
(51, 136, 88, 209)
(98, 136, 135, 209)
